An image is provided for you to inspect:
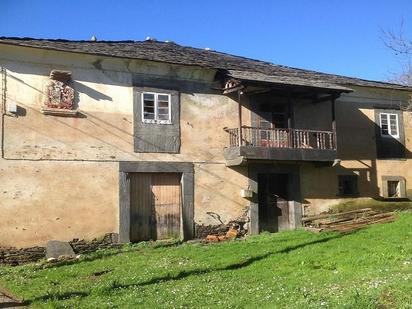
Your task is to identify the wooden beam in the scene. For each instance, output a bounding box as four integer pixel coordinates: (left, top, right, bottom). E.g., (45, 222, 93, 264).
(223, 84, 244, 94)
(287, 92, 293, 147)
(238, 90, 243, 146)
(312, 93, 340, 104)
(287, 92, 292, 129)
(331, 98, 337, 149)
(302, 208, 372, 222)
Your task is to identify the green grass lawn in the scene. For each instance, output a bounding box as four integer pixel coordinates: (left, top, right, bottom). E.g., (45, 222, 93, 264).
(1, 213, 411, 308)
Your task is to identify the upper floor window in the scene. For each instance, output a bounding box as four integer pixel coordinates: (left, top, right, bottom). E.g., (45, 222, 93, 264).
(380, 113, 399, 138)
(142, 92, 171, 124)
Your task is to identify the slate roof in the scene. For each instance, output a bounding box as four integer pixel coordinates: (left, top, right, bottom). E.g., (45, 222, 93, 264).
(0, 37, 411, 92)
(227, 70, 352, 92)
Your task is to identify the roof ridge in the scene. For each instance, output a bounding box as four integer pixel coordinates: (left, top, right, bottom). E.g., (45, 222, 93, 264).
(0, 37, 411, 91)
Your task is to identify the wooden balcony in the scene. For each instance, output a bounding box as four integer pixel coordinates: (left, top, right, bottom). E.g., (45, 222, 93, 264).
(223, 126, 337, 165)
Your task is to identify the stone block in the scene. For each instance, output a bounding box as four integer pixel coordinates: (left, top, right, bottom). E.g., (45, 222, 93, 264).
(46, 240, 75, 259)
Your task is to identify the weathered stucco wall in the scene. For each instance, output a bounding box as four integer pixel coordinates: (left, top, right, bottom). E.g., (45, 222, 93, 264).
(0, 44, 249, 247)
(0, 160, 118, 248)
(2, 43, 412, 246)
(301, 86, 412, 214)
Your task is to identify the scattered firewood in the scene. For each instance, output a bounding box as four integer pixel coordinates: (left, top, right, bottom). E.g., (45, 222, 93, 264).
(226, 228, 238, 239)
(303, 208, 396, 233)
(302, 208, 373, 222)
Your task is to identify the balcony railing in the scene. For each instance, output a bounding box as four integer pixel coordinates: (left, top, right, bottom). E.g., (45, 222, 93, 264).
(224, 126, 336, 150)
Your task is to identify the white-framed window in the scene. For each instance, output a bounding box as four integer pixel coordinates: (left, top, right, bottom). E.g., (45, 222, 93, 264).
(387, 180, 401, 198)
(142, 92, 171, 124)
(379, 113, 399, 138)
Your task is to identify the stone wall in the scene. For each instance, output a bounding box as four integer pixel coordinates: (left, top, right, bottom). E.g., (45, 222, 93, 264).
(0, 246, 45, 266)
(0, 233, 119, 266)
(195, 214, 249, 239)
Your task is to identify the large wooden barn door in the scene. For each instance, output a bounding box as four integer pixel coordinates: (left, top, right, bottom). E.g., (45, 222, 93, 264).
(129, 173, 181, 242)
(130, 173, 153, 241)
(152, 174, 181, 240)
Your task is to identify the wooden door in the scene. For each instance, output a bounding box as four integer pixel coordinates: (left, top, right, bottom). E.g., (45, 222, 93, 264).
(130, 173, 153, 241)
(129, 173, 181, 242)
(257, 104, 287, 147)
(258, 174, 289, 232)
(152, 173, 181, 240)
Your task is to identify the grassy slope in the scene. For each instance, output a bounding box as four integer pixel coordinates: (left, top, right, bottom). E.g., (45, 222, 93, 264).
(0, 213, 411, 308)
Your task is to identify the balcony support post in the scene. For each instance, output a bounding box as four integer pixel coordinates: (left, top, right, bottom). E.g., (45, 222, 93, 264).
(287, 92, 293, 148)
(331, 97, 337, 149)
(238, 90, 243, 146)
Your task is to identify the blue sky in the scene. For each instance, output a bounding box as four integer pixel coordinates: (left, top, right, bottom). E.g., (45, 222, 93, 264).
(1, 0, 411, 81)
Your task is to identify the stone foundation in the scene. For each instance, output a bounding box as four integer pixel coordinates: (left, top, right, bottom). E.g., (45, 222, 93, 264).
(0, 246, 46, 266)
(0, 233, 120, 266)
(195, 218, 249, 239)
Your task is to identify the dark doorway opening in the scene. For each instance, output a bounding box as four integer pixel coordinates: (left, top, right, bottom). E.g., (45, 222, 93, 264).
(258, 173, 289, 232)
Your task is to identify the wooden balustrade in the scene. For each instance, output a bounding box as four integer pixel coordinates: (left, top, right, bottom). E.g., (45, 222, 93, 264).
(224, 126, 336, 150)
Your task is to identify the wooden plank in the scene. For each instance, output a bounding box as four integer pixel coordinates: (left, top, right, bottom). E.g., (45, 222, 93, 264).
(326, 215, 395, 232)
(152, 173, 181, 240)
(182, 172, 194, 240)
(302, 208, 373, 223)
(119, 161, 194, 174)
(130, 173, 153, 241)
(277, 200, 290, 231)
(119, 172, 131, 243)
(249, 202, 259, 235)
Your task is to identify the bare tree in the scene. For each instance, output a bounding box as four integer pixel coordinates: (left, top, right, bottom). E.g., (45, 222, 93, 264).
(382, 21, 412, 86)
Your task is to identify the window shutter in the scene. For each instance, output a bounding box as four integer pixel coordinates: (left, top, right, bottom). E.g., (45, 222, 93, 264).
(134, 88, 180, 153)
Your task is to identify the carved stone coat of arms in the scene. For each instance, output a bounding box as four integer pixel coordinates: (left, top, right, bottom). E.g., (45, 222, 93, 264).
(43, 70, 75, 110)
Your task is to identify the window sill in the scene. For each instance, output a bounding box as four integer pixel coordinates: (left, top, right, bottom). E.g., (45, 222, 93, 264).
(142, 120, 173, 125)
(41, 108, 79, 117)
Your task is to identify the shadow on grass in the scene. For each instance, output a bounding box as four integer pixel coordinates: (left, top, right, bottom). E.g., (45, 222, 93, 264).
(111, 231, 354, 290)
(24, 232, 356, 303)
(36, 240, 183, 270)
(25, 291, 89, 305)
(0, 301, 26, 308)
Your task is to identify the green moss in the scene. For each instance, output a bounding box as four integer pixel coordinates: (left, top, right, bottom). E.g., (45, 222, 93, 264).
(1, 213, 411, 308)
(331, 198, 412, 213)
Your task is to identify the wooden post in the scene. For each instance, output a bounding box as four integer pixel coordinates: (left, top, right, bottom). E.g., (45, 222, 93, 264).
(287, 92, 293, 147)
(119, 172, 131, 243)
(238, 90, 243, 146)
(331, 97, 336, 149)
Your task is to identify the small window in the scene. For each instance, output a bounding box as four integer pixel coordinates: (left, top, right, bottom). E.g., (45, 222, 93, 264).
(338, 175, 358, 196)
(142, 92, 171, 124)
(387, 181, 400, 198)
(380, 113, 399, 138)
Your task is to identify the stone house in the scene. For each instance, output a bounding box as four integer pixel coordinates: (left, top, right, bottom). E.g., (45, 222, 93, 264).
(0, 38, 411, 248)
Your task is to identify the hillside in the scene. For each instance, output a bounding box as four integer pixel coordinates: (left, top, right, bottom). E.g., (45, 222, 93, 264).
(1, 212, 411, 308)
